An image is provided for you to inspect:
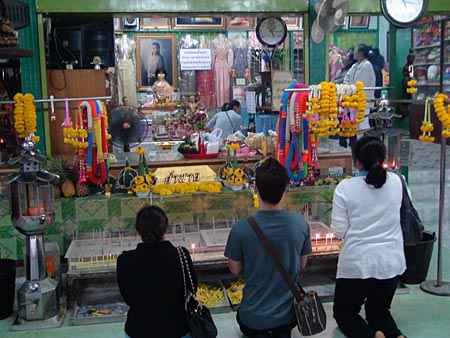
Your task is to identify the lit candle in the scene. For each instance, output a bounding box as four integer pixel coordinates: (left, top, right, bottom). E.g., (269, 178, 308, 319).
(325, 233, 330, 248)
(315, 233, 320, 250)
(191, 243, 196, 260)
(329, 232, 334, 250)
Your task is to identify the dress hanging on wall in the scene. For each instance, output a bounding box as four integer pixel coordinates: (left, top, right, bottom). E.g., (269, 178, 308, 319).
(197, 35, 216, 109)
(115, 34, 137, 107)
(211, 33, 234, 108)
(178, 34, 199, 98)
(232, 34, 250, 79)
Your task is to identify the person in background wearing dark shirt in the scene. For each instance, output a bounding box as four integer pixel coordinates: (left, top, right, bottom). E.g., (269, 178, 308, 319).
(368, 47, 386, 99)
(117, 206, 196, 338)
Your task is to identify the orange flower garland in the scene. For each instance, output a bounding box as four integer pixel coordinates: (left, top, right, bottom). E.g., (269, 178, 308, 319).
(309, 82, 339, 137)
(13, 93, 39, 143)
(406, 79, 418, 94)
(433, 93, 450, 138)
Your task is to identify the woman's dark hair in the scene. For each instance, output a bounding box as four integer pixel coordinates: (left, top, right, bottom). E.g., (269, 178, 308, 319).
(135, 206, 169, 243)
(255, 157, 289, 204)
(221, 102, 229, 111)
(352, 136, 387, 189)
(357, 44, 370, 59)
(228, 100, 241, 111)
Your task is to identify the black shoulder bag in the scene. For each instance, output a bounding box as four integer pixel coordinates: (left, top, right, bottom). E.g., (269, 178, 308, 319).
(247, 216, 326, 336)
(177, 246, 218, 338)
(391, 171, 424, 245)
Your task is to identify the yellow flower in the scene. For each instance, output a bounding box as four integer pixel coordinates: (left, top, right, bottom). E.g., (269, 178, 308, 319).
(140, 183, 149, 192)
(234, 177, 243, 185)
(134, 176, 145, 185)
(234, 168, 244, 178)
(136, 147, 145, 155)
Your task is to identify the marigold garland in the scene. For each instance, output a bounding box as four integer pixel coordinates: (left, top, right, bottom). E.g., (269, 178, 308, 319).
(14, 93, 39, 142)
(308, 82, 339, 137)
(151, 181, 223, 195)
(406, 79, 418, 94)
(433, 93, 450, 138)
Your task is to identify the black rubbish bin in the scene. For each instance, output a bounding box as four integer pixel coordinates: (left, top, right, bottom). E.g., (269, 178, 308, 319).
(0, 258, 16, 320)
(400, 231, 436, 284)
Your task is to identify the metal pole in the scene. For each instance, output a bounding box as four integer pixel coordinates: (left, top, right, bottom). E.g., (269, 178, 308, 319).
(420, 132, 450, 296)
(0, 95, 112, 105)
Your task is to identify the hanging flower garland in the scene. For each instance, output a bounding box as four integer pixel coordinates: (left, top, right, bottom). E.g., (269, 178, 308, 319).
(338, 84, 358, 138)
(433, 93, 450, 138)
(308, 82, 339, 137)
(13, 93, 25, 138)
(354, 81, 367, 125)
(13, 93, 39, 143)
(406, 79, 418, 95)
(419, 98, 434, 143)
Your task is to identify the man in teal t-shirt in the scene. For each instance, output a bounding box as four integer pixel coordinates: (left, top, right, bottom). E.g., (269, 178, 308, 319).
(224, 158, 312, 337)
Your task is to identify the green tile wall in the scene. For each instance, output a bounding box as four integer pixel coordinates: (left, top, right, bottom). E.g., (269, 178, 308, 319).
(0, 186, 333, 260)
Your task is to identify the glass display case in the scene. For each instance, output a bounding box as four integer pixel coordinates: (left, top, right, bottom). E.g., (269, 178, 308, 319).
(412, 20, 441, 100)
(443, 20, 450, 96)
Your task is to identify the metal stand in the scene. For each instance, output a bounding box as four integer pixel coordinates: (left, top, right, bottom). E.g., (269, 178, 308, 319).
(420, 134, 450, 296)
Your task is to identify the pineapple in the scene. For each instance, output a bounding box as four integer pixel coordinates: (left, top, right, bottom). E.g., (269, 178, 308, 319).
(49, 158, 78, 198)
(76, 179, 90, 197)
(61, 179, 76, 198)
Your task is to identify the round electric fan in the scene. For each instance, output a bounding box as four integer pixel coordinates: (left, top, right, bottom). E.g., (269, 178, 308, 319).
(108, 105, 148, 152)
(312, 0, 349, 44)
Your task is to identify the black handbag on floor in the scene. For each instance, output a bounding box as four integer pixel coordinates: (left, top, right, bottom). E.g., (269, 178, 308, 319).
(177, 247, 218, 338)
(248, 216, 327, 336)
(391, 170, 424, 245)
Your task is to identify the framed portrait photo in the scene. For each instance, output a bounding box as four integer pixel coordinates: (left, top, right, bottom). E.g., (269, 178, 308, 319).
(136, 34, 177, 91)
(349, 16, 370, 29)
(140, 18, 172, 30)
(226, 17, 255, 30)
(173, 17, 225, 30)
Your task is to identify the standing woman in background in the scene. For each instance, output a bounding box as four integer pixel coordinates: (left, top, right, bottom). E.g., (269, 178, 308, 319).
(117, 206, 196, 338)
(344, 43, 376, 130)
(331, 136, 407, 338)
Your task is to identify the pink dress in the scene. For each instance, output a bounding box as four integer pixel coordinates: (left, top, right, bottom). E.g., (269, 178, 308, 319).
(211, 36, 234, 108)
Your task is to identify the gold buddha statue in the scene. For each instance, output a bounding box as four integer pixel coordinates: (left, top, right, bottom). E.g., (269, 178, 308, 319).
(152, 72, 174, 103)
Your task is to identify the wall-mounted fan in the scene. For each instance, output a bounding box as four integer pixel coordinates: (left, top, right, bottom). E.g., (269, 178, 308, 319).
(108, 105, 148, 152)
(311, 0, 349, 44)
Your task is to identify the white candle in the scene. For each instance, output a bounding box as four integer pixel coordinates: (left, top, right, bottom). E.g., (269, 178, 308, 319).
(325, 233, 330, 248)
(315, 233, 320, 250)
(329, 232, 334, 250)
(191, 243, 196, 260)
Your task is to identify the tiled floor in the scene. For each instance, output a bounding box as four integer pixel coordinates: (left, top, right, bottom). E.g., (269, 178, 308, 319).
(1, 141, 449, 337)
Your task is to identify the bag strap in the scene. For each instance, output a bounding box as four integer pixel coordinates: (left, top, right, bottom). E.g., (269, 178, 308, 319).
(247, 216, 303, 301)
(391, 170, 415, 209)
(177, 246, 196, 299)
(225, 111, 234, 131)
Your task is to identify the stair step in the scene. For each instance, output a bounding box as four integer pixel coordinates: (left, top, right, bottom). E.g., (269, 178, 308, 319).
(415, 201, 450, 224)
(409, 184, 450, 203)
(408, 169, 450, 185)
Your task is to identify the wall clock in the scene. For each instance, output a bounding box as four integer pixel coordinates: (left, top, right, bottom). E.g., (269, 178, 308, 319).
(255, 17, 288, 47)
(381, 0, 428, 27)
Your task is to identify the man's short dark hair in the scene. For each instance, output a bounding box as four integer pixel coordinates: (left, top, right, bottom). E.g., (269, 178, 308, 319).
(255, 158, 289, 204)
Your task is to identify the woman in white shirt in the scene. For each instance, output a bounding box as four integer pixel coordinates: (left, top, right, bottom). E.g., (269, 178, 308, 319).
(331, 136, 407, 338)
(344, 44, 376, 133)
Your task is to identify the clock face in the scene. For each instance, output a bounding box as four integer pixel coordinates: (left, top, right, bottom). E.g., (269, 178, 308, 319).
(381, 0, 428, 27)
(256, 17, 287, 47)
